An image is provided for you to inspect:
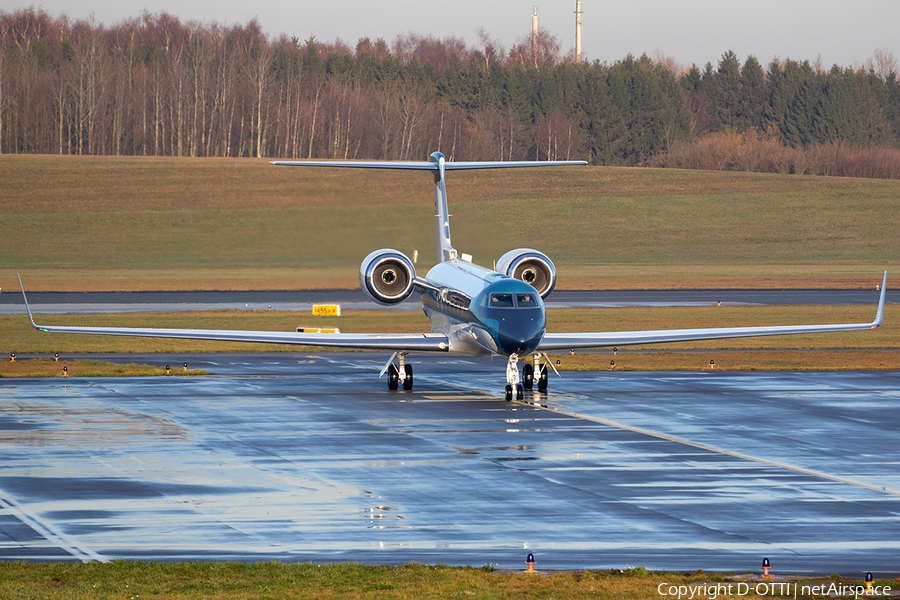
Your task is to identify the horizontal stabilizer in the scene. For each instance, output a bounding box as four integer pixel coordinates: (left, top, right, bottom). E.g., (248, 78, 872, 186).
(271, 159, 587, 170)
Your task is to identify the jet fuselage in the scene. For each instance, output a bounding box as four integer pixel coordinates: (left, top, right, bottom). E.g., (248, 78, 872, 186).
(421, 260, 546, 357)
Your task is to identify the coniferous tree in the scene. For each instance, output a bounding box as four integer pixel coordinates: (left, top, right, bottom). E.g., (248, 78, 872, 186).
(711, 50, 741, 128)
(739, 55, 765, 131)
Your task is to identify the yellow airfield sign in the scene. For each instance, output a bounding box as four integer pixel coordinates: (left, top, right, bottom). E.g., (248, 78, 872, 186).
(312, 305, 341, 317)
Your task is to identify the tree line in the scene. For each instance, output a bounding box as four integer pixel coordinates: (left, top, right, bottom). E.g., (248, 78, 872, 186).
(2, 8, 899, 173)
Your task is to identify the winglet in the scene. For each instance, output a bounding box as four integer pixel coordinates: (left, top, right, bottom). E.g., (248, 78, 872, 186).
(871, 271, 887, 328)
(17, 273, 40, 330)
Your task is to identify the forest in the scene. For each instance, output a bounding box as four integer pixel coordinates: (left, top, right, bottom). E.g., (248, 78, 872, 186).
(2, 8, 900, 177)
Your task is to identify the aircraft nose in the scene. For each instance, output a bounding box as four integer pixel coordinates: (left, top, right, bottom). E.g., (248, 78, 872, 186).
(497, 318, 545, 356)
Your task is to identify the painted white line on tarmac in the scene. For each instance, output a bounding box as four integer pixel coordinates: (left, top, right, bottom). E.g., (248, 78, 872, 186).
(0, 496, 108, 563)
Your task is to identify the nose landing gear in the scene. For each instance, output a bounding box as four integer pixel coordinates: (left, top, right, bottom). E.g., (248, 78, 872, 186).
(505, 354, 524, 400)
(508, 354, 552, 399)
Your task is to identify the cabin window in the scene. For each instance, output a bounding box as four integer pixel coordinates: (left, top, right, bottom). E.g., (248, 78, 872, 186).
(489, 293, 514, 308)
(516, 293, 538, 307)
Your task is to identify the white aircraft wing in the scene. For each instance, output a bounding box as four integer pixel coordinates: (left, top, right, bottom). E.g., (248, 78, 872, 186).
(17, 276, 448, 352)
(538, 272, 887, 351)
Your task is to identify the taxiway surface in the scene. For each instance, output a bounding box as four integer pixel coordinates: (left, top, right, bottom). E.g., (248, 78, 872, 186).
(1, 353, 898, 574)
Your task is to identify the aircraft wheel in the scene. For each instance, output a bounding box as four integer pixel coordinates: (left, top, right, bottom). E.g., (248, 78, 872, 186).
(537, 364, 548, 392)
(516, 384, 524, 400)
(522, 363, 534, 390)
(388, 363, 399, 391)
(403, 364, 413, 390)
(505, 384, 513, 401)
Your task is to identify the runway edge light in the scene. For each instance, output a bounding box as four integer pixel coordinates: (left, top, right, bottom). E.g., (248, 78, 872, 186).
(865, 572, 874, 594)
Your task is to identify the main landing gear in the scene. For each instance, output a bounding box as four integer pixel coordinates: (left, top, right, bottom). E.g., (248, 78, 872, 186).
(382, 352, 413, 391)
(505, 353, 553, 400)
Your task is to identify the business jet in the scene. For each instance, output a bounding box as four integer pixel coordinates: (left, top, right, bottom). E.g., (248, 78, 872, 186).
(19, 152, 887, 400)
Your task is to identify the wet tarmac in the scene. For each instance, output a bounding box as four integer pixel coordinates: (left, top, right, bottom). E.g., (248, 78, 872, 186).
(1, 353, 899, 575)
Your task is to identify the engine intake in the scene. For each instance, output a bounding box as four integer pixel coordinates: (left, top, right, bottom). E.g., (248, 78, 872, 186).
(496, 248, 557, 299)
(359, 249, 417, 304)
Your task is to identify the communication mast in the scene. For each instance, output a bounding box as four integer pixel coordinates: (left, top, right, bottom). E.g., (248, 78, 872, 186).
(575, 0, 583, 62)
(532, 6, 539, 67)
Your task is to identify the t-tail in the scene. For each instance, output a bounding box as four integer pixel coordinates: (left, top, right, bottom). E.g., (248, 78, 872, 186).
(271, 153, 588, 266)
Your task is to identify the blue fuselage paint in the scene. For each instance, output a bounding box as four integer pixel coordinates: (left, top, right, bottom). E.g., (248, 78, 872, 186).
(421, 260, 546, 357)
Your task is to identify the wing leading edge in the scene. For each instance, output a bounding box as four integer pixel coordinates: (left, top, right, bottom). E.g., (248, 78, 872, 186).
(17, 275, 448, 352)
(18, 272, 886, 354)
(538, 271, 887, 352)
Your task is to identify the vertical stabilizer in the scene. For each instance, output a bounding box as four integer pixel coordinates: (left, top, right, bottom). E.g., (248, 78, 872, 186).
(430, 152, 456, 263)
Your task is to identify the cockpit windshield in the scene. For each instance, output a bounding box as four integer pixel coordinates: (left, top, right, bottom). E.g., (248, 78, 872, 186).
(516, 293, 538, 307)
(487, 291, 540, 308)
(489, 293, 514, 307)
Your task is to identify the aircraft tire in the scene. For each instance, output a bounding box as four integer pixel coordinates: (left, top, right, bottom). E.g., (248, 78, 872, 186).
(505, 384, 513, 401)
(537, 364, 548, 392)
(522, 363, 534, 390)
(516, 384, 524, 400)
(403, 364, 413, 390)
(388, 363, 399, 390)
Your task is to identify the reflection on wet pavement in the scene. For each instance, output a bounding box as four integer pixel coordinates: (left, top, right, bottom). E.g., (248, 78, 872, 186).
(1, 354, 898, 574)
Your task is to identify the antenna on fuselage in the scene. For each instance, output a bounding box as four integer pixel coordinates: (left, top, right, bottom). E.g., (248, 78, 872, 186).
(430, 152, 457, 263)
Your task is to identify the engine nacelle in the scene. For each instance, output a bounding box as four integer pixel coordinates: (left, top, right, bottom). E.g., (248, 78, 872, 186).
(359, 249, 417, 305)
(496, 248, 557, 299)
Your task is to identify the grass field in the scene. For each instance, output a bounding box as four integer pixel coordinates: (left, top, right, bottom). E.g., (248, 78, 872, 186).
(1, 561, 895, 600)
(3, 154, 898, 291)
(0, 358, 207, 377)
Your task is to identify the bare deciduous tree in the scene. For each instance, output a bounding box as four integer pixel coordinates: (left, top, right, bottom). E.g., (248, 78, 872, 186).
(873, 48, 898, 81)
